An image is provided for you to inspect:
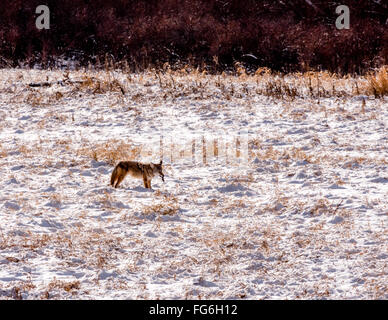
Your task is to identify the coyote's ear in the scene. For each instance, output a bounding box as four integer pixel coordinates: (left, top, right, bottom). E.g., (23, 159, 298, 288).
(159, 160, 162, 165)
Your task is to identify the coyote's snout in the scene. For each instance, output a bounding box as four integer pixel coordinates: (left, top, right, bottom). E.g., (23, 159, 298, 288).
(110, 160, 165, 189)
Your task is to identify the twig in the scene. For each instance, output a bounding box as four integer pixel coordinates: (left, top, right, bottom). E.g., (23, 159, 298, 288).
(332, 199, 344, 215)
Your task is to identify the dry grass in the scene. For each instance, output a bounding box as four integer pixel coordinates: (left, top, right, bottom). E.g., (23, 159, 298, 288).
(142, 194, 180, 216)
(2, 67, 382, 114)
(263, 79, 299, 100)
(97, 190, 115, 209)
(47, 278, 80, 295)
(78, 74, 125, 95)
(309, 199, 330, 216)
(252, 69, 369, 100)
(125, 64, 370, 102)
(0, 143, 7, 158)
(250, 144, 314, 164)
(78, 139, 141, 165)
(24, 91, 45, 107)
(368, 66, 388, 98)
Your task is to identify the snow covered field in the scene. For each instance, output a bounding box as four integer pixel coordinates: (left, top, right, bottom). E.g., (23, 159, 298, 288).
(0, 68, 387, 299)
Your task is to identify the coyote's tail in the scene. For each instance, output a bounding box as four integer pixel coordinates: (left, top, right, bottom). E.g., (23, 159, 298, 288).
(110, 166, 118, 186)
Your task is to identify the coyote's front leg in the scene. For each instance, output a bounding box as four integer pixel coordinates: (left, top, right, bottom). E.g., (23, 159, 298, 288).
(143, 172, 151, 189)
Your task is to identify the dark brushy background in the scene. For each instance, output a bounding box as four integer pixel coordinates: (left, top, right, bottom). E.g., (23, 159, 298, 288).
(0, 0, 387, 74)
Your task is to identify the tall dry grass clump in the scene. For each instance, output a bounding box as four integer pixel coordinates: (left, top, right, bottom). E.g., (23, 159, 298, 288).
(368, 66, 388, 97)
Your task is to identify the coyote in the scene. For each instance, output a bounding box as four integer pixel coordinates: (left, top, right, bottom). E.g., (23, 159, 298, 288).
(110, 160, 165, 189)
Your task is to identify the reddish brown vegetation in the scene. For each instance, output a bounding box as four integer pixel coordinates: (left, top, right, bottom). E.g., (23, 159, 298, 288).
(0, 0, 387, 74)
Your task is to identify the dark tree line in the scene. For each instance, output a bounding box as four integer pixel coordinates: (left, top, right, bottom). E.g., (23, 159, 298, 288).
(0, 0, 387, 73)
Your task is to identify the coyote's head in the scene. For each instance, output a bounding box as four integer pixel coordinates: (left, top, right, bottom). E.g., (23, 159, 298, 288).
(151, 160, 165, 182)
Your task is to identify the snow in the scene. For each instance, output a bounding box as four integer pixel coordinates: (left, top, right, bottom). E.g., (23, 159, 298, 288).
(0, 68, 387, 299)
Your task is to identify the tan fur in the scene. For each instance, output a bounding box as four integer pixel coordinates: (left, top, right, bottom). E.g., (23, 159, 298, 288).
(110, 160, 164, 189)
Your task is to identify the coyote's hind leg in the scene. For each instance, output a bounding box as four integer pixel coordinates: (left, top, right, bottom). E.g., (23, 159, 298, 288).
(114, 172, 127, 188)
